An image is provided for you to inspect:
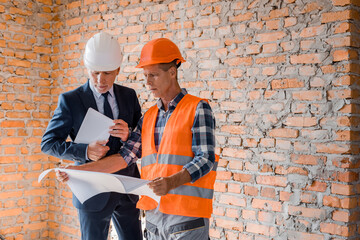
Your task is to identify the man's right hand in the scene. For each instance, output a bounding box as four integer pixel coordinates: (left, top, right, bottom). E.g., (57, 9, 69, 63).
(87, 140, 109, 161)
(56, 170, 69, 183)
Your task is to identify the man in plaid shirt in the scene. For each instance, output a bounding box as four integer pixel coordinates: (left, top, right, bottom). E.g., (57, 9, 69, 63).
(57, 38, 217, 240)
(119, 87, 216, 184)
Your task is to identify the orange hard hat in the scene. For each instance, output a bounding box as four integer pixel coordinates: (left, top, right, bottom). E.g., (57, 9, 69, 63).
(136, 38, 186, 68)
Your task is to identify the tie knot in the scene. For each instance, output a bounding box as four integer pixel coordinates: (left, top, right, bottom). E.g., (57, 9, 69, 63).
(102, 92, 110, 98)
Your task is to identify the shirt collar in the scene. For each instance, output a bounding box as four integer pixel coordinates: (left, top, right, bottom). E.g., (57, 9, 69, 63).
(156, 88, 188, 111)
(89, 80, 115, 99)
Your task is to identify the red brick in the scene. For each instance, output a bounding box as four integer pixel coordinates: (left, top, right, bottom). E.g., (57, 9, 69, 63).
(228, 183, 241, 194)
(144, 22, 166, 31)
(283, 17, 296, 27)
(263, 43, 277, 53)
(336, 171, 359, 183)
(256, 175, 287, 187)
(291, 154, 326, 165)
(256, 31, 286, 42)
(242, 209, 256, 220)
(123, 25, 143, 34)
(326, 36, 352, 48)
(315, 143, 351, 154)
(323, 196, 341, 208)
(169, 21, 193, 30)
(0, 208, 22, 217)
(226, 208, 239, 218)
(229, 12, 253, 22)
(197, 17, 220, 27)
(288, 231, 324, 240)
(256, 55, 286, 64)
(261, 187, 276, 199)
(261, 152, 286, 162)
(244, 186, 258, 196)
(216, 171, 232, 180)
(299, 25, 326, 38)
(287, 166, 308, 175)
(290, 53, 325, 64)
(333, 210, 350, 222)
(320, 223, 355, 237)
(305, 181, 327, 192)
(328, 89, 353, 99)
(234, 173, 252, 183)
(215, 218, 243, 231)
(246, 44, 261, 54)
(65, 34, 81, 43)
(221, 125, 246, 134)
(224, 56, 252, 66)
(9, 7, 32, 16)
(333, 49, 358, 61)
(269, 128, 299, 138)
(246, 223, 277, 236)
(271, 78, 304, 89)
(331, 183, 355, 196)
(266, 19, 280, 30)
(292, 90, 322, 101)
(66, 17, 81, 26)
(285, 117, 317, 127)
(83, 14, 101, 24)
(219, 194, 246, 207)
(322, 10, 358, 23)
(8, 59, 31, 68)
(288, 205, 326, 219)
(222, 148, 249, 159)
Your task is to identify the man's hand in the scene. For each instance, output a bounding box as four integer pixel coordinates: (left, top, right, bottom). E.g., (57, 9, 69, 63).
(87, 140, 109, 161)
(109, 119, 129, 141)
(148, 177, 173, 196)
(55, 170, 69, 183)
(148, 169, 192, 196)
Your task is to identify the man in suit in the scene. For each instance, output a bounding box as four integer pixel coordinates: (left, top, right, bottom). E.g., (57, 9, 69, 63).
(41, 32, 142, 240)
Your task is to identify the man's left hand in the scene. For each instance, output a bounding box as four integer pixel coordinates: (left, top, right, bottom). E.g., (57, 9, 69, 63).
(148, 169, 192, 196)
(148, 177, 173, 196)
(109, 119, 129, 141)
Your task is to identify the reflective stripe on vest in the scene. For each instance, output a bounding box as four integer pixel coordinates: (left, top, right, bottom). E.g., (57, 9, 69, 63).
(142, 153, 218, 169)
(169, 185, 214, 199)
(137, 94, 218, 218)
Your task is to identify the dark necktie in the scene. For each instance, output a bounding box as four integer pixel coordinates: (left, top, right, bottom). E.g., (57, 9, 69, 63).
(102, 92, 114, 119)
(102, 91, 117, 152)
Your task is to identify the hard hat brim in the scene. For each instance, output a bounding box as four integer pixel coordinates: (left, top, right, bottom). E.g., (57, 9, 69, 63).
(136, 58, 186, 68)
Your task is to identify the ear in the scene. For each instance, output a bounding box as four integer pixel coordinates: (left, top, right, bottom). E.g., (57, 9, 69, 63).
(115, 67, 120, 75)
(169, 65, 177, 78)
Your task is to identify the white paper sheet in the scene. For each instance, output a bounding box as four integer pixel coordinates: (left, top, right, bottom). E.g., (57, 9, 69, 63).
(74, 108, 114, 144)
(38, 168, 160, 204)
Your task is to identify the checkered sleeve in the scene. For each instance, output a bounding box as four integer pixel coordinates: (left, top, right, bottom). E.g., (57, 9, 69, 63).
(183, 100, 216, 183)
(119, 117, 143, 165)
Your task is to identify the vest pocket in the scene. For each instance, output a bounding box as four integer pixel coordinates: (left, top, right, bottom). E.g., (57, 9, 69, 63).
(145, 221, 158, 235)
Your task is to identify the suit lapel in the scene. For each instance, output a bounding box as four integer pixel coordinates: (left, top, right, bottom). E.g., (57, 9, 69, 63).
(78, 80, 98, 111)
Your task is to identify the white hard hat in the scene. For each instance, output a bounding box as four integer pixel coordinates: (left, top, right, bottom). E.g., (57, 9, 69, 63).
(84, 32, 122, 71)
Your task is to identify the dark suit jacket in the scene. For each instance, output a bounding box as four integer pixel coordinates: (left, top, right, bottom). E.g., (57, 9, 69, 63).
(41, 81, 141, 211)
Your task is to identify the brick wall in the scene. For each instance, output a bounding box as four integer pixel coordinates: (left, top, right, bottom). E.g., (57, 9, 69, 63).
(0, 0, 359, 239)
(0, 0, 56, 239)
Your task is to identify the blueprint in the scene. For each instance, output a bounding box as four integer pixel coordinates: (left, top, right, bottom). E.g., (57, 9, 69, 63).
(38, 168, 160, 204)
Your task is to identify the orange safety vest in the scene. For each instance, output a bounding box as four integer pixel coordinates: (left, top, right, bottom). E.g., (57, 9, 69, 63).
(136, 94, 218, 218)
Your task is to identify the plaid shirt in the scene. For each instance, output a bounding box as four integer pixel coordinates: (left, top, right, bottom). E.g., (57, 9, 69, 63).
(119, 88, 216, 182)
